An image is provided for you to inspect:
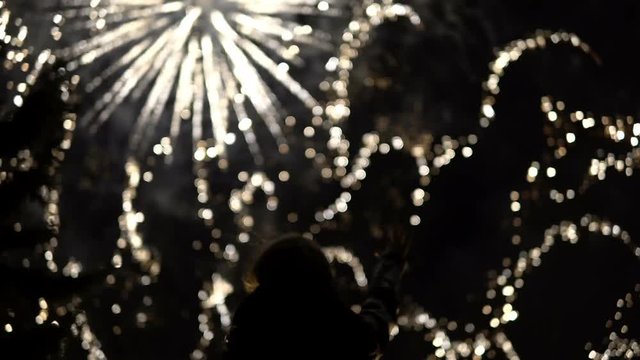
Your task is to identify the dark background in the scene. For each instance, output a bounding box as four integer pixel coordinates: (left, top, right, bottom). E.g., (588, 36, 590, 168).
(2, 0, 640, 359)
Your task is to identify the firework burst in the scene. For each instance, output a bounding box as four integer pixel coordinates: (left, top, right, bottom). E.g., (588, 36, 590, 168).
(37, 0, 350, 165)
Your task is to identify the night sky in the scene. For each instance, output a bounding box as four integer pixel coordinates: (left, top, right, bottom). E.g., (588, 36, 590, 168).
(2, 0, 640, 359)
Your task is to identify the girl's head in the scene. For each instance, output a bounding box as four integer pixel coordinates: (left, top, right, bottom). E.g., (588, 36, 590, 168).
(245, 234, 333, 293)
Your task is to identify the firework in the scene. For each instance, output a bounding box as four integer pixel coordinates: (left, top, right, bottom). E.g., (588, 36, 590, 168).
(24, 0, 351, 165)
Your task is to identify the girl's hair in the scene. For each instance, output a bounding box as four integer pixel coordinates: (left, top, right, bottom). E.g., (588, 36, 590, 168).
(244, 234, 333, 293)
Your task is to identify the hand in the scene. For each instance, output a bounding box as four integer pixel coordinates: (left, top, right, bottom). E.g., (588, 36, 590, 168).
(378, 222, 412, 260)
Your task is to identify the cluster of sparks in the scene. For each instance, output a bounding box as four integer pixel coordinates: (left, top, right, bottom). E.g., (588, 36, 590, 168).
(0, 2, 60, 182)
(0, 1, 60, 120)
(1, 0, 640, 357)
(395, 32, 639, 358)
(307, 30, 640, 359)
(0, 47, 105, 360)
(486, 96, 640, 359)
